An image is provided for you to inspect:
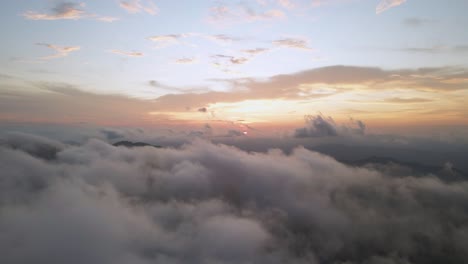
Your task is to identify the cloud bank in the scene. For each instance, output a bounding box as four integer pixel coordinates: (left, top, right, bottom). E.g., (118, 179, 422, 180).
(1, 133, 468, 263)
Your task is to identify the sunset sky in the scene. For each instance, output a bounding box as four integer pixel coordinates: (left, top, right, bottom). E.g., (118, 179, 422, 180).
(1, 0, 468, 135)
(3, 2, 468, 263)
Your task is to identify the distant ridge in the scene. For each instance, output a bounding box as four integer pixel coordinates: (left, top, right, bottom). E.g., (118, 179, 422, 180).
(112, 141, 162, 148)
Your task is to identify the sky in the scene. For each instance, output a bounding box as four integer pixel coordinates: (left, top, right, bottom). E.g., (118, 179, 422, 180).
(1, 0, 468, 135)
(3, 2, 468, 263)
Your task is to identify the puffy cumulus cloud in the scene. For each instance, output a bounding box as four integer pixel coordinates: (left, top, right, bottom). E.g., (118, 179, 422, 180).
(2, 133, 468, 263)
(294, 114, 366, 138)
(376, 0, 407, 14)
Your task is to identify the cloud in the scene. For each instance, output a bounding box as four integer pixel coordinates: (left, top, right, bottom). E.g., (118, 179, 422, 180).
(205, 34, 240, 44)
(119, 0, 158, 15)
(395, 45, 468, 54)
(383, 97, 433, 103)
(208, 3, 286, 24)
(150, 65, 468, 111)
(241, 48, 270, 55)
(174, 57, 197, 64)
(278, 0, 295, 9)
(36, 43, 80, 60)
(273, 38, 313, 50)
(96, 16, 120, 22)
(147, 34, 189, 48)
(23, 2, 85, 20)
(294, 114, 366, 137)
(0, 83, 156, 124)
(108, 49, 144, 57)
(1, 134, 468, 263)
(212, 54, 250, 67)
(2, 66, 467, 124)
(22, 2, 117, 22)
(403, 17, 435, 27)
(376, 0, 407, 14)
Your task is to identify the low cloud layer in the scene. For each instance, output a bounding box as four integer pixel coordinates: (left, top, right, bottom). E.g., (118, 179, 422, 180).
(1, 132, 468, 263)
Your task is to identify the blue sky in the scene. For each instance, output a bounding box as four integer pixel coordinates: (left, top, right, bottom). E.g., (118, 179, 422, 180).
(1, 0, 467, 97)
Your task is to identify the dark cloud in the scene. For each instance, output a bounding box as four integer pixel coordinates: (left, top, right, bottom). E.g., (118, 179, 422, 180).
(294, 114, 366, 138)
(1, 133, 468, 263)
(100, 129, 125, 141)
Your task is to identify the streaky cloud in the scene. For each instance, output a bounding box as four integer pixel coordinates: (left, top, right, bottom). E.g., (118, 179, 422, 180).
(119, 0, 158, 15)
(36, 43, 80, 60)
(108, 49, 144, 57)
(376, 0, 407, 14)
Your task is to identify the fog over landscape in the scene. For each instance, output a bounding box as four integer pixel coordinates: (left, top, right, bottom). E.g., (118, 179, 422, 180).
(1, 0, 468, 263)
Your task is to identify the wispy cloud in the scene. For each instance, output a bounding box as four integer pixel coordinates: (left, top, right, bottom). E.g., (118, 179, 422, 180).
(277, 0, 295, 9)
(241, 48, 270, 55)
(175, 57, 198, 64)
(108, 49, 144, 57)
(22, 2, 119, 22)
(208, 3, 285, 24)
(403, 17, 435, 27)
(273, 38, 313, 50)
(383, 97, 433, 103)
(147, 34, 189, 48)
(212, 54, 250, 65)
(119, 0, 158, 15)
(376, 0, 407, 14)
(96, 16, 120, 22)
(205, 34, 241, 44)
(395, 45, 468, 54)
(36, 43, 80, 60)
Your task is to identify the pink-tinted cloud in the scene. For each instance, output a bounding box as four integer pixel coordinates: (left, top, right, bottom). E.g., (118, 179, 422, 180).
(108, 50, 144, 57)
(119, 0, 158, 15)
(23, 2, 85, 20)
(273, 38, 313, 50)
(36, 43, 80, 60)
(376, 0, 407, 14)
(22, 2, 119, 22)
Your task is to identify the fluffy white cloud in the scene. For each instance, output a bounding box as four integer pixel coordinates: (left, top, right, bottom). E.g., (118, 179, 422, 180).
(1, 133, 468, 263)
